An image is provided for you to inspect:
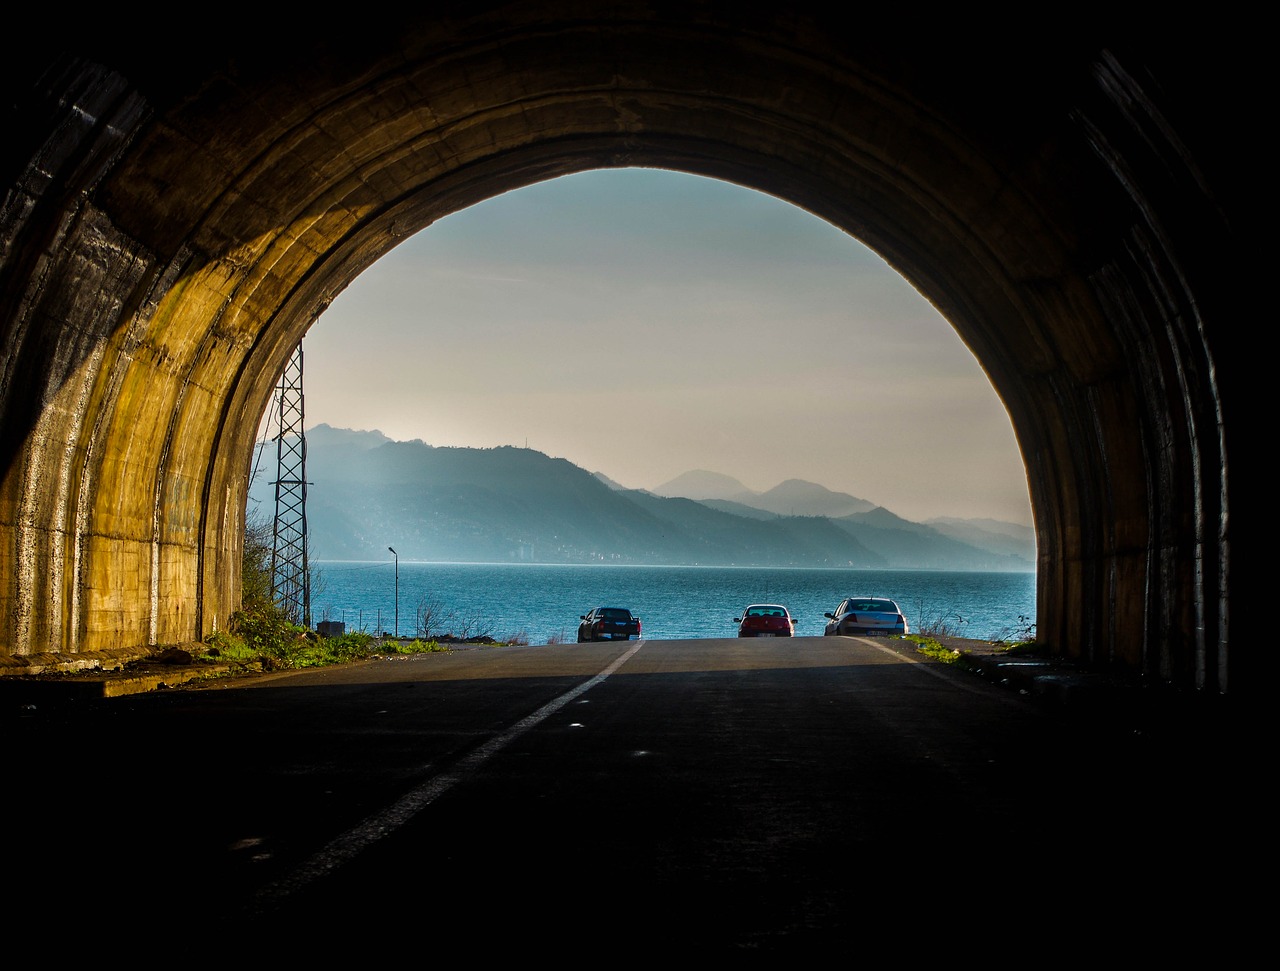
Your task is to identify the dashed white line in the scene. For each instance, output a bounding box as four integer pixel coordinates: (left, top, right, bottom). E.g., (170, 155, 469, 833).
(249, 640, 645, 912)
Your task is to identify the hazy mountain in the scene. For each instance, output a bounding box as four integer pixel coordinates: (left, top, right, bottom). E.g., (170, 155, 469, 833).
(249, 426, 1034, 570)
(747, 479, 876, 518)
(654, 471, 877, 519)
(592, 470, 633, 492)
(652, 470, 756, 502)
(696, 499, 779, 521)
(305, 424, 394, 450)
(622, 490, 887, 568)
(925, 517, 1037, 561)
(829, 507, 1029, 571)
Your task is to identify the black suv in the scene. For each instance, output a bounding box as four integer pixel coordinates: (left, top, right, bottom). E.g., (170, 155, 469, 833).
(577, 607, 642, 642)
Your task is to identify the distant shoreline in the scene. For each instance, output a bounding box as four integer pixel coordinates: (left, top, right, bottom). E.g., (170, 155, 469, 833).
(311, 559, 1036, 574)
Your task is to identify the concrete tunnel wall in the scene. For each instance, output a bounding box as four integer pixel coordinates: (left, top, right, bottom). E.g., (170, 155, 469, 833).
(0, 9, 1240, 695)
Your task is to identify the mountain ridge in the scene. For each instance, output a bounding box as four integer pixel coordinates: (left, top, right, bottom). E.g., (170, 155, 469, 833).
(250, 425, 1034, 570)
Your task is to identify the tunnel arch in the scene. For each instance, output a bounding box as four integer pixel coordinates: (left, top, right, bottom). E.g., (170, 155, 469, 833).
(1, 11, 1236, 695)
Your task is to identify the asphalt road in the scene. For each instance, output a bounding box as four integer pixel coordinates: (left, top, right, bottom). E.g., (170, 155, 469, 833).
(8, 636, 1240, 956)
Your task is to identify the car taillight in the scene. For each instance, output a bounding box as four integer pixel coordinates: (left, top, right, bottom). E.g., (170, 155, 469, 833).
(636, 619, 642, 635)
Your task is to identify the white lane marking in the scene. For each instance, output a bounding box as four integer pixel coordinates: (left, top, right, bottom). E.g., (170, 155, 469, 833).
(249, 640, 645, 912)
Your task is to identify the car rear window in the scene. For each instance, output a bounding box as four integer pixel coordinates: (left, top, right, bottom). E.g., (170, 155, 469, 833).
(600, 609, 631, 620)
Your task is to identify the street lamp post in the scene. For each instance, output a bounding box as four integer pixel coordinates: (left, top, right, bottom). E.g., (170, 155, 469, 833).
(388, 546, 398, 638)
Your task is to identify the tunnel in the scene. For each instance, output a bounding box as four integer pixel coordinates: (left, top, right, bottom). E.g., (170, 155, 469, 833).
(0, 9, 1240, 697)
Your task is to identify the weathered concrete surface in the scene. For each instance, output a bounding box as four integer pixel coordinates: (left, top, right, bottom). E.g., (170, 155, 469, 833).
(0, 641, 233, 699)
(0, 9, 1245, 699)
(0, 660, 234, 700)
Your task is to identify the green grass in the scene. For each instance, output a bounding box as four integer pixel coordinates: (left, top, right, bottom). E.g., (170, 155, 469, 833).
(199, 627, 474, 672)
(900, 632, 1045, 672)
(901, 633, 964, 663)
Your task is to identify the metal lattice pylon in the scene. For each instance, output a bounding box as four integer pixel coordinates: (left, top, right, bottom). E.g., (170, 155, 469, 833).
(269, 341, 310, 627)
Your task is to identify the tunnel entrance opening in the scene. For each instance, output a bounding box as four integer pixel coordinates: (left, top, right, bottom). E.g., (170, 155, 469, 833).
(251, 169, 1039, 642)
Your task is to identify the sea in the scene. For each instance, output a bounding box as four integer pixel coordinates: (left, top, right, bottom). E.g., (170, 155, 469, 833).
(309, 562, 1036, 644)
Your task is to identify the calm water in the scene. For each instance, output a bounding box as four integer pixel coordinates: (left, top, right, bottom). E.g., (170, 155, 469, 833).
(309, 562, 1035, 643)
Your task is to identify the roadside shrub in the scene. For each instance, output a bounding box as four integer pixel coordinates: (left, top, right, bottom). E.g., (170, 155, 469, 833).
(274, 635, 330, 669)
(320, 631, 378, 662)
(993, 615, 1037, 646)
(230, 606, 306, 662)
(452, 608, 494, 641)
(200, 629, 259, 664)
(415, 594, 452, 640)
(912, 605, 970, 638)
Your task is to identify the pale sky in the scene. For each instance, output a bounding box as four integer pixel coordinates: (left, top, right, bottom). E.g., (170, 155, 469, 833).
(298, 168, 1033, 527)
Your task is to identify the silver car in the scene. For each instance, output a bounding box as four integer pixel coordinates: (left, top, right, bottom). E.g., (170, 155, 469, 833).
(823, 598, 908, 637)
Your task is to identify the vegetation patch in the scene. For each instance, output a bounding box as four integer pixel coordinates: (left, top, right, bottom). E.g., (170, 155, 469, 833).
(902, 634, 963, 664)
(199, 514, 493, 673)
(383, 638, 451, 655)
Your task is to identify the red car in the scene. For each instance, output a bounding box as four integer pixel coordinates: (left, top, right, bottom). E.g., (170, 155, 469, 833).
(734, 604, 795, 637)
